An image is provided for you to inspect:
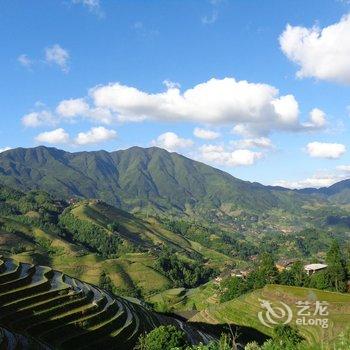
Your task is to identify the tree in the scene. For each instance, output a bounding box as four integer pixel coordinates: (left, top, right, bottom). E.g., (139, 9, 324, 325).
(137, 325, 188, 350)
(325, 240, 347, 292)
(273, 324, 304, 346)
(221, 276, 250, 302)
(308, 271, 328, 290)
(257, 325, 305, 350)
(260, 253, 279, 284)
(246, 253, 279, 290)
(279, 261, 308, 287)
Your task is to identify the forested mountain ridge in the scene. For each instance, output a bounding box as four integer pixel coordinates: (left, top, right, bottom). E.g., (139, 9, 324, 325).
(0, 146, 320, 217)
(298, 179, 350, 205)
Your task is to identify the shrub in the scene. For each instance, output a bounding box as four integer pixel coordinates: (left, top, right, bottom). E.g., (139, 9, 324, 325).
(137, 325, 189, 350)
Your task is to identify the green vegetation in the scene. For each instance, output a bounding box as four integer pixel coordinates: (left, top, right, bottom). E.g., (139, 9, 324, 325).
(191, 284, 350, 349)
(137, 325, 189, 350)
(59, 212, 121, 258)
(0, 257, 212, 349)
(0, 146, 324, 217)
(137, 324, 307, 350)
(1, 146, 350, 349)
(221, 245, 349, 302)
(154, 248, 216, 289)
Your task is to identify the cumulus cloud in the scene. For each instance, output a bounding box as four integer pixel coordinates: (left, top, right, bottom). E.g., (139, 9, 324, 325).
(231, 137, 273, 149)
(306, 141, 346, 159)
(151, 132, 194, 152)
(34, 126, 116, 146)
(88, 78, 324, 136)
(303, 108, 327, 129)
(17, 54, 33, 68)
(35, 128, 70, 144)
(0, 147, 11, 153)
(280, 14, 350, 84)
(22, 111, 55, 128)
(74, 126, 117, 145)
(198, 144, 262, 167)
(56, 98, 89, 118)
(45, 44, 70, 73)
(193, 127, 220, 140)
(22, 77, 327, 136)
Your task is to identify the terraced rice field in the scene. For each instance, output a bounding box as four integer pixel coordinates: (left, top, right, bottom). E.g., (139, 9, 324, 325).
(191, 284, 350, 349)
(0, 325, 50, 350)
(0, 256, 213, 349)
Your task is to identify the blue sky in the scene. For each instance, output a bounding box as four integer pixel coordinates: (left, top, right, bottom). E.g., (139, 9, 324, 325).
(1, 0, 350, 188)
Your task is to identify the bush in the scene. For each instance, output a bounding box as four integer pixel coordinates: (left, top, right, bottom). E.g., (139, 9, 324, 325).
(137, 325, 189, 350)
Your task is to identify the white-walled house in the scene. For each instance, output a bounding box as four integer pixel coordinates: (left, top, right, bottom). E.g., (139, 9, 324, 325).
(304, 263, 328, 276)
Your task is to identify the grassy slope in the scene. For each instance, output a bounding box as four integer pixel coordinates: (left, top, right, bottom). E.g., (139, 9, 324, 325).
(1, 199, 232, 296)
(71, 200, 231, 265)
(190, 284, 350, 348)
(148, 281, 220, 311)
(68, 201, 232, 290)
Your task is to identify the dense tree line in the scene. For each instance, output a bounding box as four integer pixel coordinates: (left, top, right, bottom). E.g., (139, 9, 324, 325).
(221, 240, 349, 302)
(59, 213, 121, 258)
(136, 324, 306, 350)
(159, 218, 258, 259)
(154, 248, 216, 289)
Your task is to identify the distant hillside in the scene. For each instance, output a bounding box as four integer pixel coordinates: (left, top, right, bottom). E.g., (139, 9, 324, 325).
(0, 184, 232, 297)
(0, 146, 316, 217)
(298, 179, 350, 205)
(191, 284, 350, 349)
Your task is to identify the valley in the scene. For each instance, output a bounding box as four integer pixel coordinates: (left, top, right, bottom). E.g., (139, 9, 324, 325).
(0, 146, 350, 349)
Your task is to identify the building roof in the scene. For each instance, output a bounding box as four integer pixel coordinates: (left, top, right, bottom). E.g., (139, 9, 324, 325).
(304, 263, 328, 271)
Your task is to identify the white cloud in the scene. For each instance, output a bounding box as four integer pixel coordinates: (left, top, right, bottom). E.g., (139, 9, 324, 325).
(232, 137, 273, 149)
(23, 77, 327, 136)
(275, 175, 339, 189)
(17, 54, 33, 68)
(193, 127, 220, 140)
(336, 165, 350, 172)
(306, 141, 346, 159)
(45, 44, 70, 73)
(0, 147, 11, 153)
(199, 144, 262, 167)
(303, 108, 327, 129)
(163, 80, 181, 89)
(74, 126, 117, 145)
(275, 164, 350, 189)
(72, 0, 100, 11)
(22, 111, 55, 128)
(71, 0, 104, 17)
(202, 10, 218, 25)
(280, 14, 350, 84)
(56, 98, 89, 118)
(35, 128, 70, 144)
(56, 98, 114, 124)
(89, 78, 322, 136)
(151, 132, 194, 152)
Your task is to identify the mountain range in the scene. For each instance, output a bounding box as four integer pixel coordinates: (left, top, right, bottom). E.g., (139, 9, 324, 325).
(0, 146, 349, 217)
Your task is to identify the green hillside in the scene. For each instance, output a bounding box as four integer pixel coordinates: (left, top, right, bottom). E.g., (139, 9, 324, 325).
(0, 256, 215, 349)
(0, 184, 233, 297)
(0, 146, 318, 218)
(190, 284, 350, 349)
